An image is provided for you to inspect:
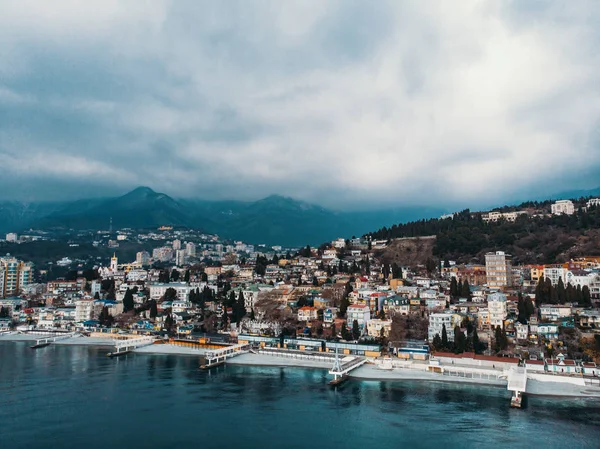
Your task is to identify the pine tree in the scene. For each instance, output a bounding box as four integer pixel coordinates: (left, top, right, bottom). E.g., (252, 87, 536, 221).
(123, 288, 135, 313)
(472, 327, 481, 354)
(450, 277, 458, 298)
(557, 278, 567, 304)
(352, 320, 360, 340)
(461, 280, 471, 299)
(432, 334, 442, 351)
(582, 286, 592, 306)
(441, 324, 448, 349)
(184, 270, 190, 283)
(150, 300, 158, 319)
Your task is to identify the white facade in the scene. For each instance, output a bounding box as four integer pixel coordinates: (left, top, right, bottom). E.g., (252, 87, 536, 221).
(185, 242, 196, 257)
(75, 300, 95, 322)
(5, 233, 18, 242)
(485, 251, 512, 288)
(428, 312, 459, 342)
(586, 198, 600, 209)
(487, 292, 507, 328)
(347, 304, 371, 328)
(366, 319, 392, 337)
(149, 283, 191, 301)
(551, 200, 575, 216)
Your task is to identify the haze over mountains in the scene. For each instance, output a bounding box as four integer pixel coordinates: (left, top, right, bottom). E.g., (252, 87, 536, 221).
(2, 186, 599, 247)
(0, 187, 444, 247)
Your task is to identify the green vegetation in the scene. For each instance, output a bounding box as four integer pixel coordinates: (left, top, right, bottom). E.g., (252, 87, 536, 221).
(367, 205, 600, 263)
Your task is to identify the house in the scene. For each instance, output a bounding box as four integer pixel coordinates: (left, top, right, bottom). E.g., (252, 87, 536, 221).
(347, 304, 370, 328)
(323, 308, 335, 324)
(428, 312, 462, 342)
(297, 306, 318, 322)
(366, 319, 392, 337)
(537, 323, 559, 340)
(515, 323, 529, 341)
(539, 304, 572, 321)
(382, 295, 410, 315)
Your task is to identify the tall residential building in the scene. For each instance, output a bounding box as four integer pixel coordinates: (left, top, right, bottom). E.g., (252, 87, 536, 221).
(175, 249, 186, 267)
(172, 239, 182, 250)
(551, 200, 575, 216)
(0, 257, 33, 298)
(428, 311, 461, 342)
(185, 242, 196, 257)
(136, 251, 150, 266)
(485, 251, 512, 288)
(487, 292, 507, 328)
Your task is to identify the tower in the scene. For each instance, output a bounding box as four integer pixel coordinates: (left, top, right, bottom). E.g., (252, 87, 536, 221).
(110, 253, 118, 272)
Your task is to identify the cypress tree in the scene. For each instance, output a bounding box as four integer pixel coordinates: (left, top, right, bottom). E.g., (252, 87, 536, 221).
(123, 288, 135, 313)
(441, 324, 448, 349)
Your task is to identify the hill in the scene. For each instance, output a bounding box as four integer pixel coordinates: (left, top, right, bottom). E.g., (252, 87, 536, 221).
(367, 206, 600, 265)
(7, 188, 442, 247)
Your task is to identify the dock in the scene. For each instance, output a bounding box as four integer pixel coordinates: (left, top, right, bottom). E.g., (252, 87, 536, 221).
(107, 336, 155, 357)
(507, 366, 527, 408)
(30, 332, 78, 349)
(329, 349, 367, 386)
(200, 343, 251, 369)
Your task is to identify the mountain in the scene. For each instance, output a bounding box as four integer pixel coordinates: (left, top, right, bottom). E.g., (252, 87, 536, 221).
(35, 187, 190, 230)
(0, 187, 442, 246)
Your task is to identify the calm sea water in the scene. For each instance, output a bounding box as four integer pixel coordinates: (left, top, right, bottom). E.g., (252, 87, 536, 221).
(1, 342, 600, 449)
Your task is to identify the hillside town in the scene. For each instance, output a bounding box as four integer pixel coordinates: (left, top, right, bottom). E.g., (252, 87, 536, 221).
(2, 199, 600, 374)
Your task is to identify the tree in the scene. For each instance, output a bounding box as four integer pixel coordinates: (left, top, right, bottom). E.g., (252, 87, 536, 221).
(164, 313, 174, 331)
(352, 320, 360, 340)
(441, 324, 448, 350)
(341, 324, 351, 341)
(472, 327, 482, 354)
(0, 306, 9, 318)
(123, 288, 135, 313)
(453, 326, 466, 353)
(201, 272, 208, 282)
(249, 308, 255, 320)
(461, 280, 472, 299)
(432, 334, 442, 351)
(149, 300, 158, 319)
(184, 270, 190, 283)
(450, 277, 458, 298)
(557, 278, 567, 304)
(330, 322, 336, 338)
(582, 286, 592, 307)
(171, 269, 180, 282)
(93, 292, 100, 300)
(98, 306, 113, 327)
(164, 287, 177, 301)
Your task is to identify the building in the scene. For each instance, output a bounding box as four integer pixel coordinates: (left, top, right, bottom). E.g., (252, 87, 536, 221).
(75, 300, 95, 323)
(172, 239, 182, 250)
(551, 200, 575, 216)
(487, 292, 507, 328)
(5, 233, 18, 242)
(185, 242, 196, 257)
(482, 211, 527, 223)
(428, 312, 461, 342)
(175, 250, 186, 267)
(347, 304, 370, 328)
(149, 283, 192, 301)
(485, 251, 512, 288)
(136, 251, 150, 266)
(382, 295, 410, 315)
(0, 257, 34, 298)
(367, 319, 392, 337)
(586, 198, 600, 209)
(297, 306, 318, 322)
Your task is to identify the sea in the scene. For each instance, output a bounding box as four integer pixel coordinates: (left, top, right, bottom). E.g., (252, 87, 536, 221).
(1, 341, 600, 449)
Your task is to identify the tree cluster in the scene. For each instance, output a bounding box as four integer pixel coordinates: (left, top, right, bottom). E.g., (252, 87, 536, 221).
(535, 275, 591, 307)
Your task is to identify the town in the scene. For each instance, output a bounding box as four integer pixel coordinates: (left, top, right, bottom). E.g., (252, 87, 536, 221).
(2, 198, 600, 405)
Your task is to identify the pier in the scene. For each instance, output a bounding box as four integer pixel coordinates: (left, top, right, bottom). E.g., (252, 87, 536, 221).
(329, 350, 367, 385)
(507, 366, 527, 408)
(30, 332, 78, 349)
(107, 336, 156, 357)
(200, 343, 251, 369)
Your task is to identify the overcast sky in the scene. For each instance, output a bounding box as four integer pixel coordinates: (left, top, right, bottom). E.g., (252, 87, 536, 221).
(1, 0, 599, 209)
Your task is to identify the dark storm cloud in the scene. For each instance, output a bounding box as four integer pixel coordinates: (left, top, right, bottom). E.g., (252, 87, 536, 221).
(0, 0, 599, 208)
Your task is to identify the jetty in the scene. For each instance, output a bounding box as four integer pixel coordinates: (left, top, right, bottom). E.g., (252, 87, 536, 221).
(507, 366, 527, 408)
(107, 336, 155, 357)
(329, 349, 367, 386)
(30, 332, 78, 349)
(200, 342, 251, 369)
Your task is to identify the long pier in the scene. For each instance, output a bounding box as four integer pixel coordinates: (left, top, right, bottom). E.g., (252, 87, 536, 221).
(200, 343, 251, 369)
(329, 354, 368, 385)
(107, 336, 156, 357)
(30, 332, 78, 349)
(507, 366, 527, 408)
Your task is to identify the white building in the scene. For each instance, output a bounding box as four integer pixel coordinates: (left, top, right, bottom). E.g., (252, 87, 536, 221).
(485, 251, 512, 288)
(149, 283, 192, 301)
(332, 238, 346, 249)
(175, 250, 186, 267)
(347, 304, 371, 328)
(428, 312, 460, 342)
(185, 242, 196, 257)
(75, 300, 95, 323)
(551, 200, 575, 216)
(487, 292, 507, 328)
(5, 233, 18, 242)
(136, 251, 150, 266)
(366, 319, 392, 337)
(172, 239, 182, 250)
(586, 198, 600, 209)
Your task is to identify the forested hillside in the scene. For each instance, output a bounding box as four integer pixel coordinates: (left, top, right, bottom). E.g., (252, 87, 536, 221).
(367, 206, 600, 264)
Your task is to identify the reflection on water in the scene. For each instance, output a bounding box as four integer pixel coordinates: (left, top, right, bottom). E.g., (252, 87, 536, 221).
(1, 341, 600, 449)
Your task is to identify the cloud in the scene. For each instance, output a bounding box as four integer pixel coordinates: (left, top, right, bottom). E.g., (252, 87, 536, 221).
(0, 0, 599, 209)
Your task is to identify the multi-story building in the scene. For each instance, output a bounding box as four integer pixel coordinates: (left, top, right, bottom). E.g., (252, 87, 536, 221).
(5, 233, 18, 242)
(347, 304, 370, 328)
(185, 242, 196, 257)
(586, 198, 600, 209)
(0, 257, 34, 298)
(428, 312, 461, 342)
(75, 299, 95, 323)
(172, 239, 182, 250)
(487, 292, 507, 328)
(367, 319, 392, 337)
(485, 251, 512, 288)
(482, 211, 528, 223)
(297, 306, 318, 322)
(382, 295, 410, 315)
(149, 283, 192, 301)
(551, 200, 575, 216)
(136, 251, 150, 266)
(175, 250, 186, 267)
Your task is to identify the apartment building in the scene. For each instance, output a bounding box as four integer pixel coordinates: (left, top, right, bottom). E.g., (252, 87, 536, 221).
(487, 292, 507, 328)
(551, 200, 575, 215)
(485, 251, 512, 288)
(0, 257, 33, 298)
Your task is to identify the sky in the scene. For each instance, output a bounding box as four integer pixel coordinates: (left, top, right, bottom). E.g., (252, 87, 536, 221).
(1, 0, 599, 210)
